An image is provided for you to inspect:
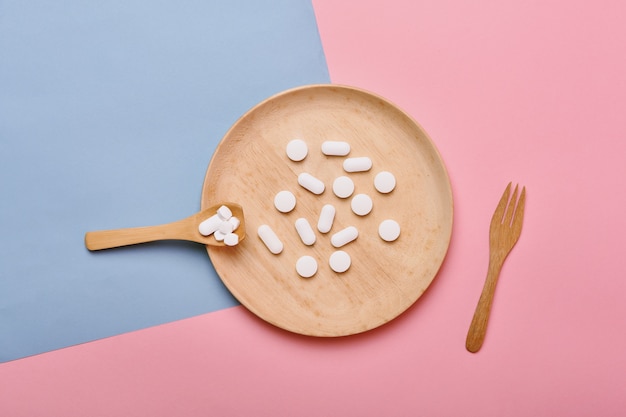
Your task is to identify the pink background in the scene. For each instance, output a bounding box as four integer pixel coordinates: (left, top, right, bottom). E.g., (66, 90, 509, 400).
(2, 0, 626, 415)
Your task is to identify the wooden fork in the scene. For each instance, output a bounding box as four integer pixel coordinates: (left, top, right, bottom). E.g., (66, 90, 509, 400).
(466, 182, 526, 353)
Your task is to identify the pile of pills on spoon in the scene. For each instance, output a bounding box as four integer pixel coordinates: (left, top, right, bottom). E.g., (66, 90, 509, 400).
(197, 205, 241, 246)
(258, 139, 401, 278)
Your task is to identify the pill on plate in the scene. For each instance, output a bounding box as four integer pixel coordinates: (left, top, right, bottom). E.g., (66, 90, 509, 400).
(296, 255, 318, 278)
(217, 205, 232, 221)
(374, 171, 396, 193)
(286, 139, 308, 161)
(379, 219, 401, 242)
(228, 216, 241, 231)
(298, 172, 325, 195)
(274, 190, 296, 213)
(331, 226, 358, 248)
(223, 232, 239, 246)
(257, 224, 283, 254)
(343, 157, 372, 172)
(332, 176, 355, 199)
(317, 204, 336, 233)
(214, 230, 226, 242)
(321, 141, 350, 156)
(295, 217, 316, 246)
(351, 193, 373, 216)
(329, 250, 351, 273)
(198, 214, 222, 236)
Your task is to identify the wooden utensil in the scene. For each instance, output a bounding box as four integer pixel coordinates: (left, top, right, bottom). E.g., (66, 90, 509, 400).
(466, 183, 526, 352)
(84, 203, 245, 251)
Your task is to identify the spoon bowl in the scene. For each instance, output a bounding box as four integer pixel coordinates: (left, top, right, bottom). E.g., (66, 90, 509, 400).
(85, 203, 245, 251)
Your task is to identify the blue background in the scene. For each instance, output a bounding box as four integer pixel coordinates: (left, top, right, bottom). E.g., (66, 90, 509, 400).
(0, 0, 329, 362)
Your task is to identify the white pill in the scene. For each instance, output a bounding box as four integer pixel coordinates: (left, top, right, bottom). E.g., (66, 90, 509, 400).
(317, 204, 336, 233)
(332, 176, 355, 199)
(295, 217, 316, 246)
(351, 194, 373, 216)
(343, 157, 372, 172)
(329, 250, 351, 273)
(223, 232, 239, 246)
(298, 172, 325, 195)
(379, 219, 401, 242)
(214, 230, 226, 242)
(286, 139, 308, 161)
(274, 190, 296, 213)
(217, 205, 232, 221)
(257, 224, 283, 254)
(228, 216, 241, 231)
(198, 214, 222, 236)
(374, 171, 396, 193)
(321, 141, 350, 156)
(218, 220, 234, 234)
(296, 255, 318, 278)
(331, 226, 358, 248)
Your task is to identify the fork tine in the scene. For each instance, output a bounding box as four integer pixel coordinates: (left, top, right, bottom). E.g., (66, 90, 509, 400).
(491, 182, 512, 226)
(512, 186, 526, 232)
(504, 184, 519, 226)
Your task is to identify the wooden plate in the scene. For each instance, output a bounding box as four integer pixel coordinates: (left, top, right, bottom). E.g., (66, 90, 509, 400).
(202, 85, 453, 337)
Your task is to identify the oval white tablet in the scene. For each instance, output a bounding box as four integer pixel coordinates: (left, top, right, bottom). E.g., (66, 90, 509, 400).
(298, 172, 325, 195)
(286, 139, 308, 161)
(379, 219, 401, 242)
(329, 250, 351, 273)
(351, 194, 373, 216)
(343, 157, 372, 172)
(321, 141, 350, 156)
(332, 176, 355, 199)
(317, 204, 336, 233)
(331, 226, 358, 248)
(228, 216, 241, 231)
(296, 255, 318, 278)
(217, 205, 233, 221)
(218, 220, 234, 234)
(274, 190, 296, 213)
(257, 224, 283, 254)
(223, 233, 239, 246)
(295, 218, 316, 246)
(198, 214, 222, 236)
(374, 171, 396, 193)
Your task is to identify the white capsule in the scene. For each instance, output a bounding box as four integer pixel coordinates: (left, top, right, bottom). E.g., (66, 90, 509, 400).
(374, 171, 396, 193)
(296, 255, 318, 278)
(223, 232, 239, 246)
(228, 216, 241, 231)
(298, 172, 325, 195)
(379, 219, 401, 242)
(329, 250, 351, 273)
(331, 226, 359, 248)
(321, 141, 351, 156)
(214, 230, 226, 242)
(332, 176, 355, 199)
(217, 205, 233, 221)
(343, 157, 372, 172)
(257, 224, 283, 254)
(198, 214, 222, 236)
(317, 204, 336, 233)
(295, 218, 316, 246)
(351, 193, 373, 216)
(274, 190, 296, 213)
(286, 139, 308, 161)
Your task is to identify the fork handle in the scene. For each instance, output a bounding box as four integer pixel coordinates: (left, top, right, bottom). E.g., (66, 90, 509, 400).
(466, 255, 505, 353)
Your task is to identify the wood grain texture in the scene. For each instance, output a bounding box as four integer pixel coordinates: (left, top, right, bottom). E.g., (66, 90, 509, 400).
(202, 85, 453, 336)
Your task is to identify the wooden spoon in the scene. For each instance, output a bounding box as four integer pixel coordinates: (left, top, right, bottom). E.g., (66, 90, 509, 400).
(84, 203, 245, 251)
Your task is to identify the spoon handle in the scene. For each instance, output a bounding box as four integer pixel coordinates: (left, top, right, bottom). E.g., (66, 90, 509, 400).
(85, 219, 193, 251)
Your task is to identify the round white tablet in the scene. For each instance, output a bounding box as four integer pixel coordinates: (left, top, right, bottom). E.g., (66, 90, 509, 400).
(286, 139, 308, 162)
(378, 219, 401, 242)
(332, 176, 355, 198)
(296, 255, 318, 278)
(274, 190, 296, 213)
(374, 171, 396, 193)
(351, 193, 373, 216)
(329, 250, 351, 273)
